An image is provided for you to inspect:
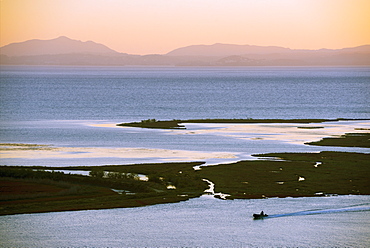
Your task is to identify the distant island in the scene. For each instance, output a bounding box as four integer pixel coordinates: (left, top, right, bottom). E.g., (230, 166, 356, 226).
(1, 36, 369, 66)
(116, 118, 369, 129)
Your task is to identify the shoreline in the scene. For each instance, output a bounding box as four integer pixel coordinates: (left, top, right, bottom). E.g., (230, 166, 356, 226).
(116, 118, 370, 129)
(2, 119, 369, 166)
(1, 150, 369, 216)
(1, 119, 369, 216)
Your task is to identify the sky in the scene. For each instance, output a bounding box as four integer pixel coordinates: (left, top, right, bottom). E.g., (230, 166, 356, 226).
(1, 0, 369, 55)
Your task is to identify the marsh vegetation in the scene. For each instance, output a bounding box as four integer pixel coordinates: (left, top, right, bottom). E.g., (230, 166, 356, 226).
(305, 132, 370, 148)
(0, 162, 208, 215)
(1, 120, 369, 215)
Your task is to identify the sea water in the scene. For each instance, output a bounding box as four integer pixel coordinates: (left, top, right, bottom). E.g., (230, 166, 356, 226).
(1, 66, 369, 166)
(1, 195, 369, 247)
(0, 66, 370, 246)
(1, 66, 369, 121)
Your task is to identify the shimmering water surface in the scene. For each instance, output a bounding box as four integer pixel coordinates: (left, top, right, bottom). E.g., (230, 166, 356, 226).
(1, 66, 369, 121)
(0, 66, 369, 246)
(1, 66, 369, 166)
(1, 195, 369, 247)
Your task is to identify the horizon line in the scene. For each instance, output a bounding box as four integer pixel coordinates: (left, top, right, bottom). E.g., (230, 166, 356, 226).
(1, 36, 370, 56)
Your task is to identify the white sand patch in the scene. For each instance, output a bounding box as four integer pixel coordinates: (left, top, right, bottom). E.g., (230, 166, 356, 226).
(170, 121, 370, 145)
(87, 123, 119, 128)
(86, 120, 370, 146)
(314, 162, 322, 167)
(2, 120, 368, 165)
(166, 185, 176, 190)
(298, 176, 306, 182)
(0, 144, 236, 161)
(202, 178, 230, 199)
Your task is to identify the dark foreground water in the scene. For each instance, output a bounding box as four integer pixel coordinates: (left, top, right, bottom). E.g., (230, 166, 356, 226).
(1, 195, 369, 247)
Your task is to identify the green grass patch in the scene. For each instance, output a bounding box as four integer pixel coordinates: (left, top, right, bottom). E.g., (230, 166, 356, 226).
(297, 126, 324, 129)
(198, 151, 370, 199)
(0, 162, 208, 215)
(305, 133, 370, 148)
(117, 119, 184, 129)
(1, 152, 369, 215)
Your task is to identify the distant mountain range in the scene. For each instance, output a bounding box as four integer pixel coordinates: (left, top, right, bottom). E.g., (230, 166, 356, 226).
(167, 43, 293, 57)
(0, 36, 118, 56)
(1, 36, 369, 66)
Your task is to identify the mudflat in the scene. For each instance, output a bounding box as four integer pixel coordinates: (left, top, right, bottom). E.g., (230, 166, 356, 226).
(1, 120, 369, 216)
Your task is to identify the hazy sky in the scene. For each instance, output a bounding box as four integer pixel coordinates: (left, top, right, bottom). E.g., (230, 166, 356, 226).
(1, 0, 369, 54)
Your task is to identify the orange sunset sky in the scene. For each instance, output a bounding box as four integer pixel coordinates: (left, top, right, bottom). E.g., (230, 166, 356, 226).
(1, 0, 369, 55)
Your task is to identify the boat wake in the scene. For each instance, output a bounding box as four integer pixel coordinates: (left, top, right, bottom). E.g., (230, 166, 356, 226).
(266, 203, 370, 219)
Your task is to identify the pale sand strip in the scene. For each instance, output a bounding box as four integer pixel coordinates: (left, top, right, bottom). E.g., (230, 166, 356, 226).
(170, 121, 370, 145)
(87, 123, 119, 128)
(1, 121, 368, 162)
(0, 145, 236, 161)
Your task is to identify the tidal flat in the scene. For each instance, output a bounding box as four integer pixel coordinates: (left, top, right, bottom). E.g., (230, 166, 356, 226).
(116, 118, 363, 129)
(1, 121, 369, 216)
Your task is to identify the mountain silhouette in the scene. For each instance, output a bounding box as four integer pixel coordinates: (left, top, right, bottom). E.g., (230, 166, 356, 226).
(0, 36, 119, 56)
(166, 43, 370, 57)
(1, 37, 369, 66)
(166, 43, 292, 57)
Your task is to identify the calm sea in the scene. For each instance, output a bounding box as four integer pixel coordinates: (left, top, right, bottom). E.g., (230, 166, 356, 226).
(1, 65, 369, 121)
(0, 66, 369, 246)
(1, 65, 369, 166)
(1, 195, 370, 247)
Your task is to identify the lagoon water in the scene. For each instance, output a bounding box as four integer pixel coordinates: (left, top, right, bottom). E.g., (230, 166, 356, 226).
(1, 195, 370, 247)
(1, 66, 370, 246)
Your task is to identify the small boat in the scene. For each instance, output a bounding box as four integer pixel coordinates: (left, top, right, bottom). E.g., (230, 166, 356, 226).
(253, 212, 268, 219)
